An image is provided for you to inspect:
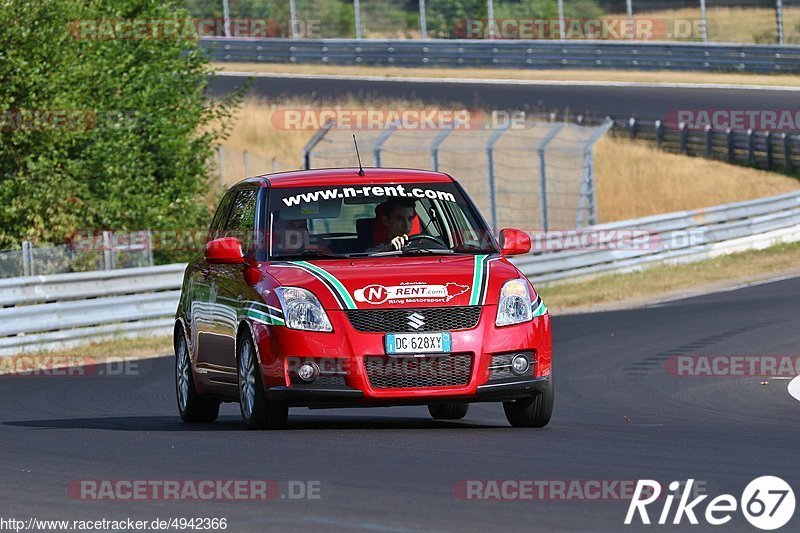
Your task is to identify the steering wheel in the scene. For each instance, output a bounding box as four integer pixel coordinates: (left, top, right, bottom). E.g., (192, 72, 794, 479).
(404, 234, 448, 249)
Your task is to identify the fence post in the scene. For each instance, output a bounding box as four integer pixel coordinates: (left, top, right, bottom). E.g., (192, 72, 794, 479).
(244, 150, 251, 178)
(102, 231, 113, 271)
(766, 130, 774, 170)
(727, 128, 735, 162)
(679, 122, 688, 154)
(431, 123, 456, 171)
(784, 133, 793, 171)
(272, 157, 278, 172)
(486, 121, 512, 234)
(22, 241, 32, 277)
(217, 145, 226, 187)
(655, 120, 663, 149)
(146, 229, 154, 266)
(373, 121, 399, 167)
(705, 125, 713, 158)
(301, 119, 335, 169)
(536, 123, 566, 233)
(777, 0, 785, 46)
(747, 129, 755, 165)
(628, 117, 637, 139)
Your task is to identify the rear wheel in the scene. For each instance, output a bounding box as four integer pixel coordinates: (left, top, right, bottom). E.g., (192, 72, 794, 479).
(502, 380, 553, 428)
(175, 329, 220, 423)
(428, 402, 469, 420)
(237, 332, 288, 430)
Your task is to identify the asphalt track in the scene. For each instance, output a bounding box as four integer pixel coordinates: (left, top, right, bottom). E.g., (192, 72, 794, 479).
(208, 73, 800, 119)
(2, 276, 799, 531)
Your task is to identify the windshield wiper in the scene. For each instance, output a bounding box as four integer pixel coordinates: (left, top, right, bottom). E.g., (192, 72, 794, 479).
(274, 250, 347, 260)
(451, 244, 496, 254)
(402, 248, 454, 255)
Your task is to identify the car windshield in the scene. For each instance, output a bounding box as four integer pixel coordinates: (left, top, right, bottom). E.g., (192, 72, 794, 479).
(266, 181, 497, 259)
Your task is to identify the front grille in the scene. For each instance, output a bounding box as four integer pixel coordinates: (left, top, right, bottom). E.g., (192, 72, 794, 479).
(346, 306, 481, 333)
(365, 354, 472, 389)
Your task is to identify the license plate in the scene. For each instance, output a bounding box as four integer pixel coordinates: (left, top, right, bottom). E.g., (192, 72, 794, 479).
(385, 332, 451, 355)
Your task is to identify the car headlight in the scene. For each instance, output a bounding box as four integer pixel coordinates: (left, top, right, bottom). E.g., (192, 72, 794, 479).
(275, 287, 333, 332)
(496, 279, 534, 327)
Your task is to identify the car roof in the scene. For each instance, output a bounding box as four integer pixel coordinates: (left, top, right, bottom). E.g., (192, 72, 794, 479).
(234, 167, 454, 189)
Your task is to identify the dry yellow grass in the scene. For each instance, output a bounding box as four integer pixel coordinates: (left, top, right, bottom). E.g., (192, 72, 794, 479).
(594, 136, 800, 222)
(214, 98, 800, 222)
(641, 6, 800, 44)
(213, 62, 800, 88)
(541, 241, 800, 313)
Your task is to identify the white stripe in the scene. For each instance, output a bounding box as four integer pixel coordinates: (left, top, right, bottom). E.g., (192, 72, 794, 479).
(215, 71, 800, 93)
(789, 376, 800, 403)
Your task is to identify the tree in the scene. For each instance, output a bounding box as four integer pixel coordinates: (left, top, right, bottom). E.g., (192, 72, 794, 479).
(0, 0, 237, 253)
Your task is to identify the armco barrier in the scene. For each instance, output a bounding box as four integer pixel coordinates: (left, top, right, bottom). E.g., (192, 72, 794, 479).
(511, 190, 800, 282)
(0, 264, 186, 356)
(3, 190, 800, 355)
(200, 38, 800, 74)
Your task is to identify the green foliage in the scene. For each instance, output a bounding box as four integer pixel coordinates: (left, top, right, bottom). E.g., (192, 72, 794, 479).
(427, 0, 487, 38)
(0, 0, 237, 252)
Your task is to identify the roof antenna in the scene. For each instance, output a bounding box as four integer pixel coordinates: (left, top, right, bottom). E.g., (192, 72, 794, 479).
(353, 134, 365, 176)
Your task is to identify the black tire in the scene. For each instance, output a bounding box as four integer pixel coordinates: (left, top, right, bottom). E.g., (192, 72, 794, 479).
(175, 328, 220, 423)
(237, 332, 288, 430)
(502, 380, 554, 428)
(428, 402, 470, 420)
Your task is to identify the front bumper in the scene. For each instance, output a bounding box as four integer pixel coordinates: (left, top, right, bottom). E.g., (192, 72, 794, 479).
(254, 306, 552, 406)
(265, 376, 551, 408)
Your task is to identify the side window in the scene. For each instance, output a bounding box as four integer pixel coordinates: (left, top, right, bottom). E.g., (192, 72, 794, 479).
(223, 188, 258, 256)
(208, 190, 236, 243)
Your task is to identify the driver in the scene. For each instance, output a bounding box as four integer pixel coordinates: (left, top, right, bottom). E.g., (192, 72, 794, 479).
(368, 198, 417, 253)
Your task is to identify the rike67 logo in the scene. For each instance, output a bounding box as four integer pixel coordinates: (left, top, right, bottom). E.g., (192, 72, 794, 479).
(626, 477, 795, 530)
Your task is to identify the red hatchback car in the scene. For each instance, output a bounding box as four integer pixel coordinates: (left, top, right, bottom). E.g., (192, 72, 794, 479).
(174, 168, 552, 429)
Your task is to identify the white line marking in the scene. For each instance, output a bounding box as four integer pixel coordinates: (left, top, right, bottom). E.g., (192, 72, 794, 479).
(215, 71, 800, 93)
(788, 375, 800, 403)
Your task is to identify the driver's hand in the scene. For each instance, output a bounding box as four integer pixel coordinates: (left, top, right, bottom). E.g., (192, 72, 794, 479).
(390, 234, 409, 251)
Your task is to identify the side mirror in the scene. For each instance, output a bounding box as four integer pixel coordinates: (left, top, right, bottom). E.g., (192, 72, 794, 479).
(205, 237, 244, 264)
(499, 228, 531, 256)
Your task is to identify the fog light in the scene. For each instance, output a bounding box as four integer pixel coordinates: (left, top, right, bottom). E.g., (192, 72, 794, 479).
(511, 354, 530, 375)
(298, 362, 320, 382)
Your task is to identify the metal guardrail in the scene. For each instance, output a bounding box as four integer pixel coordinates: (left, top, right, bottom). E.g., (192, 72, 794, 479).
(3, 190, 800, 354)
(613, 117, 800, 171)
(200, 38, 800, 74)
(511, 189, 800, 282)
(0, 264, 186, 355)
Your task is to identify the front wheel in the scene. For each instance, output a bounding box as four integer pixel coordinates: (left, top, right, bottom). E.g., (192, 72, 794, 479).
(238, 332, 288, 430)
(502, 380, 553, 428)
(175, 329, 220, 423)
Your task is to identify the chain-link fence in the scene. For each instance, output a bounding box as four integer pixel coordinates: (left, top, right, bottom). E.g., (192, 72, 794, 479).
(214, 145, 294, 187)
(0, 231, 154, 279)
(187, 0, 799, 44)
(302, 119, 612, 231)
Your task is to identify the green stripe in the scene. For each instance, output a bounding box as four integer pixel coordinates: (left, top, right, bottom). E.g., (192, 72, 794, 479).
(294, 260, 357, 309)
(245, 308, 285, 326)
(469, 254, 488, 306)
(532, 300, 548, 318)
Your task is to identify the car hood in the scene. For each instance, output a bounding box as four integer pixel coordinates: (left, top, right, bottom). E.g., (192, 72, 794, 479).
(267, 254, 519, 310)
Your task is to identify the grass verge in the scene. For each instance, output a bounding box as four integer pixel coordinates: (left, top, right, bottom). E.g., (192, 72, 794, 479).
(0, 335, 173, 375)
(540, 241, 800, 313)
(213, 62, 800, 88)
